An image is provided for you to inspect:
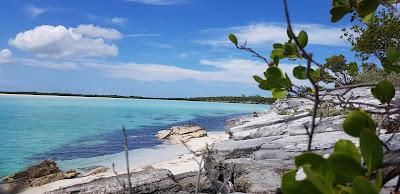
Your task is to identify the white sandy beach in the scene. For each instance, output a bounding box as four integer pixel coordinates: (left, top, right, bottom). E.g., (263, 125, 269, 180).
(20, 131, 229, 194)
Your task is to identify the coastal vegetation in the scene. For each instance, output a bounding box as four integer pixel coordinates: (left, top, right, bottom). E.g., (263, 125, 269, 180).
(229, 0, 400, 193)
(0, 91, 275, 104)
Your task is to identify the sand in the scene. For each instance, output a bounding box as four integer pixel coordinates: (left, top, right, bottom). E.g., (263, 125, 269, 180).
(20, 132, 229, 194)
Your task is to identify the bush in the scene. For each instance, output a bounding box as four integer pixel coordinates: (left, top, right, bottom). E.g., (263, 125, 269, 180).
(353, 64, 400, 86)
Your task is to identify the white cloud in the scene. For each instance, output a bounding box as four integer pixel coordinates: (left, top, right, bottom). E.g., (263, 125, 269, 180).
(25, 4, 49, 17)
(83, 58, 305, 85)
(73, 24, 122, 40)
(199, 22, 346, 47)
(17, 58, 78, 70)
(125, 0, 187, 5)
(111, 17, 128, 25)
(9, 25, 119, 58)
(0, 49, 13, 63)
(124, 33, 161, 38)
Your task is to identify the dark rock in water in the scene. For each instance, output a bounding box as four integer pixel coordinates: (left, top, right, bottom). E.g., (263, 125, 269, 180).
(0, 160, 61, 193)
(46, 168, 180, 194)
(6, 160, 60, 181)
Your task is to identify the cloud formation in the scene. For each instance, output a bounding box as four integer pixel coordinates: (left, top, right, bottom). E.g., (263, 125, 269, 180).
(125, 0, 188, 5)
(0, 49, 13, 64)
(110, 17, 128, 25)
(84, 58, 302, 84)
(9, 25, 120, 58)
(25, 4, 49, 17)
(199, 22, 346, 47)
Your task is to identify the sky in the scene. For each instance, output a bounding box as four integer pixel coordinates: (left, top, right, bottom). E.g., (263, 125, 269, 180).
(0, 0, 357, 97)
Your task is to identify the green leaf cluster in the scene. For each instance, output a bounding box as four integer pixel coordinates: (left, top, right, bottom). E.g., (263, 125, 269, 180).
(282, 108, 384, 194)
(330, 0, 381, 23)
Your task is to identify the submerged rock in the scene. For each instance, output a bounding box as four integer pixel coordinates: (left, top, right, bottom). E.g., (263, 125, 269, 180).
(155, 124, 207, 143)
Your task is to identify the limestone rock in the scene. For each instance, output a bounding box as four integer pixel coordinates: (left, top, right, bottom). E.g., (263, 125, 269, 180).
(30, 172, 65, 187)
(46, 168, 180, 194)
(155, 124, 207, 143)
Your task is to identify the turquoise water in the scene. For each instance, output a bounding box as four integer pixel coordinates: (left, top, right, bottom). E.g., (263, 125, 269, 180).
(0, 95, 267, 177)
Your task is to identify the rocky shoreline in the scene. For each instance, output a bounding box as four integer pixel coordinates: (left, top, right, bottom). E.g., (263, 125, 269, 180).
(2, 87, 399, 193)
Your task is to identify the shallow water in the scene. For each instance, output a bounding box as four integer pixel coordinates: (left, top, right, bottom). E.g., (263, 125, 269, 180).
(0, 95, 267, 177)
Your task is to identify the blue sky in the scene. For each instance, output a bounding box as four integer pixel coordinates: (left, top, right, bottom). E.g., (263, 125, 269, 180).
(0, 0, 357, 97)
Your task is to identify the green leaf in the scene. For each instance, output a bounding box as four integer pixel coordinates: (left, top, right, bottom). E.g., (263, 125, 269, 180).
(302, 165, 335, 194)
(362, 11, 375, 23)
(328, 153, 364, 184)
(270, 48, 285, 59)
(253, 75, 263, 83)
(284, 42, 299, 58)
(357, 0, 380, 18)
(352, 176, 379, 194)
(332, 0, 349, 6)
(386, 46, 400, 64)
(360, 130, 383, 175)
(273, 56, 280, 66)
(342, 110, 376, 137)
(273, 43, 283, 49)
(330, 5, 352, 22)
(258, 80, 271, 90)
(293, 66, 310, 80)
(228, 33, 238, 46)
(297, 31, 308, 49)
(278, 77, 293, 89)
(375, 170, 382, 190)
(272, 88, 288, 99)
(281, 169, 322, 194)
(295, 153, 335, 193)
(334, 140, 361, 164)
(371, 80, 395, 104)
(266, 66, 284, 78)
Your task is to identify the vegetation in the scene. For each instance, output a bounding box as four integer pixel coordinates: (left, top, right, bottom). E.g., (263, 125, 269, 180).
(229, 0, 400, 193)
(353, 63, 400, 86)
(342, 10, 400, 65)
(0, 91, 275, 104)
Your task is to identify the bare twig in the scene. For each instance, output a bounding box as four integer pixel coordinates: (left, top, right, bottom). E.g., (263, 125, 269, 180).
(112, 163, 126, 190)
(122, 127, 132, 194)
(180, 140, 204, 194)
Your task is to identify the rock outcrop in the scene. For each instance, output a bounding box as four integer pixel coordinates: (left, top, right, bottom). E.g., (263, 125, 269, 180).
(46, 168, 180, 194)
(0, 160, 79, 193)
(203, 87, 400, 193)
(156, 124, 207, 143)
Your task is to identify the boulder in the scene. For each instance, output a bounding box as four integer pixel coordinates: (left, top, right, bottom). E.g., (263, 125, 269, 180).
(63, 170, 78, 179)
(0, 160, 61, 193)
(155, 124, 207, 143)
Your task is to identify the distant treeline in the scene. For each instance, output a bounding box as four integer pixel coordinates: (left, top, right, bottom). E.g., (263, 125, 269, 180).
(0, 91, 275, 104)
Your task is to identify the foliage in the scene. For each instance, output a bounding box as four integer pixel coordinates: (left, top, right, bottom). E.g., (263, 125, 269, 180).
(315, 102, 342, 118)
(228, 0, 400, 193)
(341, 10, 400, 73)
(322, 55, 359, 85)
(353, 64, 400, 86)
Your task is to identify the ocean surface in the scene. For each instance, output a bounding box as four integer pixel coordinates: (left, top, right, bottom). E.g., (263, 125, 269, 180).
(0, 95, 267, 177)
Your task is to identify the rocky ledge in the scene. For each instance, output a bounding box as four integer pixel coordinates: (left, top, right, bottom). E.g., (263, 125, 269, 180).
(202, 87, 400, 193)
(0, 160, 78, 193)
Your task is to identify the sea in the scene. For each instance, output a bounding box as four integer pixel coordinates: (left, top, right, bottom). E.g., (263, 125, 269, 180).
(0, 94, 267, 177)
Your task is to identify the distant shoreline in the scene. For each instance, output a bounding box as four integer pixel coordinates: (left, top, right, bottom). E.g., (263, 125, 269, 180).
(0, 91, 275, 105)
